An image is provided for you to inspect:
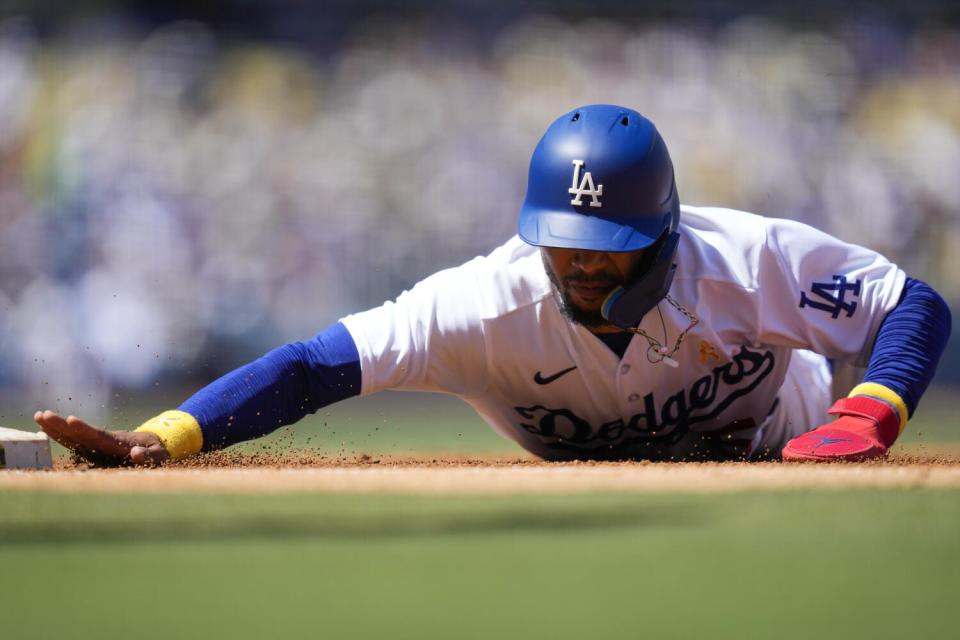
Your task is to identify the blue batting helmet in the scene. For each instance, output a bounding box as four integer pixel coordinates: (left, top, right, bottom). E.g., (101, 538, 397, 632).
(518, 104, 679, 252)
(518, 104, 682, 329)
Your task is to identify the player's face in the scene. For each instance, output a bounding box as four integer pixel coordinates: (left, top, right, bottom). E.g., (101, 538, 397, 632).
(541, 247, 647, 330)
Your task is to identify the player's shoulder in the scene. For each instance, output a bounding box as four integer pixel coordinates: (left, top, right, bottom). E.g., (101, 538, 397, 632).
(677, 204, 877, 290)
(676, 205, 771, 289)
(468, 235, 554, 318)
(409, 234, 552, 320)
(681, 204, 842, 243)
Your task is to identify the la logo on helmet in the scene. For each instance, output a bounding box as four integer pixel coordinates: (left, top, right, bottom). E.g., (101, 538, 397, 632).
(568, 160, 603, 208)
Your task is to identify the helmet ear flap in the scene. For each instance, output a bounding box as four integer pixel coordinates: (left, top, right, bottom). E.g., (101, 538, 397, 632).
(630, 227, 671, 281)
(601, 231, 680, 330)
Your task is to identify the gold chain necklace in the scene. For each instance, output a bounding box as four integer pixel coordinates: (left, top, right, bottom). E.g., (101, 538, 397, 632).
(625, 294, 699, 368)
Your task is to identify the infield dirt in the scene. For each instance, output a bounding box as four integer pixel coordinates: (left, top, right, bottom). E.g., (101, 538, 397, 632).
(1, 447, 958, 494)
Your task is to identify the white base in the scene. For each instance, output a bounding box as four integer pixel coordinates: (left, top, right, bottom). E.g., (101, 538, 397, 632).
(0, 427, 54, 470)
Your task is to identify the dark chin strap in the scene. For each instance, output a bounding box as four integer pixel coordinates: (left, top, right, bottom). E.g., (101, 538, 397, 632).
(600, 231, 680, 330)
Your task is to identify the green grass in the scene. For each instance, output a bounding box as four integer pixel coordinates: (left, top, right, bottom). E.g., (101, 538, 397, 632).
(249, 391, 516, 456)
(0, 489, 957, 639)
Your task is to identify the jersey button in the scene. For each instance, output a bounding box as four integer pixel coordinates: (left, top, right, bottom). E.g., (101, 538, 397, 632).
(620, 364, 631, 374)
(628, 393, 640, 402)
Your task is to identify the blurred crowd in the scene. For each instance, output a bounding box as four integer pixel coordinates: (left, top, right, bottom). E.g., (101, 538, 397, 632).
(0, 12, 958, 410)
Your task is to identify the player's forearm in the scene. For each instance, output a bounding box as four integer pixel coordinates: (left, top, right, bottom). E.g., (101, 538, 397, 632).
(137, 322, 361, 458)
(783, 278, 951, 461)
(850, 277, 951, 425)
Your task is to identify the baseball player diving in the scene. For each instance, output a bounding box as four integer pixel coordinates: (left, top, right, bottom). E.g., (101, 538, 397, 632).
(35, 104, 952, 465)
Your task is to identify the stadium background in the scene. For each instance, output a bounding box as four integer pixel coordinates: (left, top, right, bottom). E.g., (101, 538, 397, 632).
(0, 0, 957, 437)
(1, 4, 959, 639)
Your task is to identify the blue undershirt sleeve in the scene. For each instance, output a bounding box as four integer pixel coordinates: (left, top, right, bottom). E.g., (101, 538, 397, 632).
(178, 321, 361, 451)
(862, 278, 952, 418)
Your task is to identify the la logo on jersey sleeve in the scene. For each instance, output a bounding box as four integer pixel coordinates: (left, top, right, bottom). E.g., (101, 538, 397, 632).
(799, 275, 862, 319)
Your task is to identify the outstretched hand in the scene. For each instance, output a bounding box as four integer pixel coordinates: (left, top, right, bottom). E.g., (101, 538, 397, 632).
(34, 410, 170, 467)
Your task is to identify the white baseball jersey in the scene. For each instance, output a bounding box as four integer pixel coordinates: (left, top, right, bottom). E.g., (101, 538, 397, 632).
(340, 206, 906, 460)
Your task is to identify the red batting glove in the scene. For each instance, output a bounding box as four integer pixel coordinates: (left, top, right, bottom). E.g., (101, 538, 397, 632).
(782, 396, 901, 462)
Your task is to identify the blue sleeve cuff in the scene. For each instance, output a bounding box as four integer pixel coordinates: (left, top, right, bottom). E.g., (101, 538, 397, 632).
(179, 322, 361, 450)
(861, 278, 952, 417)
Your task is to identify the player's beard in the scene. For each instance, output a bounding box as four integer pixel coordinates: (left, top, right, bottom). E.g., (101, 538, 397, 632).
(541, 254, 622, 329)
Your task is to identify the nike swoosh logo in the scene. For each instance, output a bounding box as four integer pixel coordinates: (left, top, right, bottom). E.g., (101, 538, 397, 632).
(534, 365, 578, 385)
